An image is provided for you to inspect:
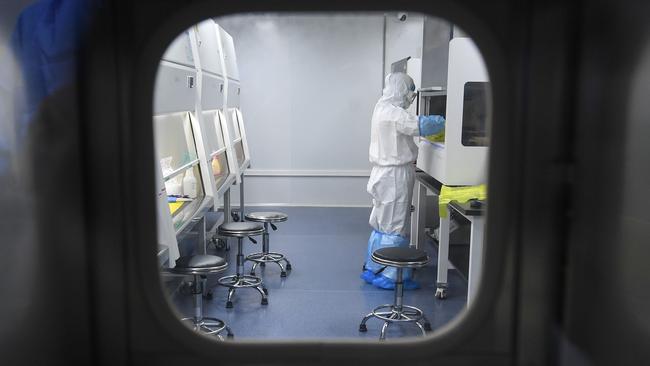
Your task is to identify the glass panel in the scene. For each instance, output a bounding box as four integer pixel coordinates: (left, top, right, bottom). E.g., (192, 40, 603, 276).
(211, 152, 230, 189)
(202, 111, 221, 154)
(234, 140, 245, 168)
(422, 94, 446, 118)
(154, 112, 199, 172)
(230, 108, 241, 139)
(214, 112, 227, 149)
(420, 93, 447, 144)
(168, 164, 206, 231)
(461, 82, 490, 147)
(235, 108, 246, 141)
(155, 12, 493, 344)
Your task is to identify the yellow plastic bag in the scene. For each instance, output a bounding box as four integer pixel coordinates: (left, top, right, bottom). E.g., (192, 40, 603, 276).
(425, 130, 445, 143)
(438, 184, 487, 218)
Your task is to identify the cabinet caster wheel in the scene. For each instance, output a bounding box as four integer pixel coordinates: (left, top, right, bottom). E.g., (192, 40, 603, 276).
(359, 324, 367, 332)
(424, 322, 432, 331)
(286, 263, 292, 271)
(263, 288, 268, 295)
(226, 301, 233, 309)
(261, 298, 268, 305)
(280, 271, 287, 278)
(435, 287, 448, 299)
(231, 212, 240, 222)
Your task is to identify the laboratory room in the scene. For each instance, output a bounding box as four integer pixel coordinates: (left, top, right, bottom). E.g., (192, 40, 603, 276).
(154, 12, 490, 341)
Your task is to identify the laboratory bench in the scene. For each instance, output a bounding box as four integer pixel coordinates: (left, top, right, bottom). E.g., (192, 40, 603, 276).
(411, 168, 486, 303)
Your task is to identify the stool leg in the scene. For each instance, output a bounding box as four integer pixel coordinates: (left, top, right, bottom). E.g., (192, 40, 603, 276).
(253, 284, 269, 305)
(236, 238, 244, 277)
(274, 260, 287, 277)
(226, 287, 236, 308)
(421, 314, 432, 331)
(284, 258, 292, 271)
(250, 262, 259, 276)
(359, 312, 374, 332)
(262, 224, 270, 254)
(260, 224, 269, 268)
(414, 321, 427, 336)
(266, 224, 287, 276)
(239, 173, 245, 221)
(394, 268, 404, 314)
(192, 275, 203, 323)
(380, 321, 390, 340)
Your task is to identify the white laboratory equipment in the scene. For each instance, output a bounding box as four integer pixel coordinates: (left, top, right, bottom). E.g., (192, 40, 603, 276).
(154, 30, 213, 266)
(217, 25, 251, 177)
(194, 20, 237, 205)
(217, 24, 250, 220)
(416, 37, 490, 186)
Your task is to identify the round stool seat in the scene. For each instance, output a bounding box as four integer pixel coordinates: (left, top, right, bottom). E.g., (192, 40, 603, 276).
(245, 211, 288, 223)
(371, 247, 429, 268)
(169, 254, 228, 275)
(218, 222, 265, 237)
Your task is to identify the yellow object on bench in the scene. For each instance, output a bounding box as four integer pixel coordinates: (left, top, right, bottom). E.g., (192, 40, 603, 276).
(425, 129, 445, 143)
(438, 184, 487, 218)
(169, 202, 184, 215)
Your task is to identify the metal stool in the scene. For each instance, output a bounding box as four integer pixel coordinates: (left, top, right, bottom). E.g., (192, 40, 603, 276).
(244, 211, 292, 277)
(168, 254, 234, 340)
(217, 222, 268, 308)
(358, 247, 432, 340)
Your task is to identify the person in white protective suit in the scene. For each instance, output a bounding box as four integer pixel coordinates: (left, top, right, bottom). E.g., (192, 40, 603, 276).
(361, 72, 445, 290)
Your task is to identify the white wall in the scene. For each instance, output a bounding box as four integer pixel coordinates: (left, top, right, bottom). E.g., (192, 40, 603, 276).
(218, 14, 385, 207)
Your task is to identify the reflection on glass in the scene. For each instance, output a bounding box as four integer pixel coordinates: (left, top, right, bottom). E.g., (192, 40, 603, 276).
(211, 152, 229, 188)
(154, 112, 206, 232)
(168, 164, 205, 231)
(154, 112, 199, 171)
(461, 82, 490, 147)
(419, 91, 447, 144)
(230, 108, 242, 139)
(234, 141, 245, 168)
(154, 12, 492, 344)
(202, 110, 226, 152)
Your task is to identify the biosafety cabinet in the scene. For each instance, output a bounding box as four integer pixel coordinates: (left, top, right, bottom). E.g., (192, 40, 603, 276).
(194, 20, 237, 203)
(154, 30, 212, 265)
(218, 25, 251, 180)
(416, 37, 490, 186)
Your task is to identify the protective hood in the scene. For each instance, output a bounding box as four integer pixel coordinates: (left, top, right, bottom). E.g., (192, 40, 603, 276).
(379, 72, 416, 109)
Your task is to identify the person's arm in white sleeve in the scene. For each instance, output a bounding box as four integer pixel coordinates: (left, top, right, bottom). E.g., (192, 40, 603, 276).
(394, 111, 421, 136)
(395, 111, 446, 137)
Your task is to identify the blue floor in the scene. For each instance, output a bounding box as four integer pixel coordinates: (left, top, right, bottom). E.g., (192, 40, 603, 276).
(169, 206, 467, 340)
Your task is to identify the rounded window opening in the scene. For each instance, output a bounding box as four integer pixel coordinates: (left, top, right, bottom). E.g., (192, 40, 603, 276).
(153, 12, 492, 342)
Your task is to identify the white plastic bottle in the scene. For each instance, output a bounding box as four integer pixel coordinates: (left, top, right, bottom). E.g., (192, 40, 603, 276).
(183, 169, 197, 199)
(165, 177, 183, 196)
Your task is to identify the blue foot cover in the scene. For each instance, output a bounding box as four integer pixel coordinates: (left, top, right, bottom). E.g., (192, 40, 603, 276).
(372, 275, 421, 290)
(360, 270, 377, 284)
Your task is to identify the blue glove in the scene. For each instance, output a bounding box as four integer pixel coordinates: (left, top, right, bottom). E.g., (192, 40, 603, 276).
(418, 115, 445, 136)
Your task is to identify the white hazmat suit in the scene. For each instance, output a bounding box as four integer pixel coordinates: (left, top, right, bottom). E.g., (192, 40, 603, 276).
(362, 72, 445, 290)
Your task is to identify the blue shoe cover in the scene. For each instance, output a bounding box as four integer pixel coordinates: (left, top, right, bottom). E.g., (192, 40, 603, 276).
(361, 270, 377, 284)
(372, 275, 395, 290)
